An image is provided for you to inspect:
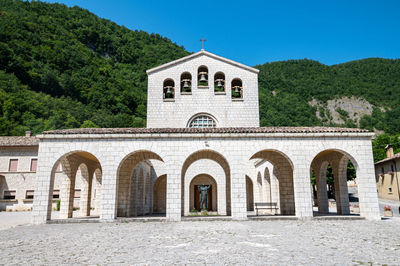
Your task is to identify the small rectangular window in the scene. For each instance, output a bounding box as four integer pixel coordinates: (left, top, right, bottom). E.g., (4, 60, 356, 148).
(30, 159, 38, 172)
(52, 190, 60, 199)
(388, 187, 393, 194)
(4, 190, 16, 200)
(74, 189, 81, 198)
(9, 159, 18, 172)
(25, 190, 34, 200)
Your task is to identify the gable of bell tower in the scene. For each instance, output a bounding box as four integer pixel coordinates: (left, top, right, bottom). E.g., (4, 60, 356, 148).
(146, 50, 260, 128)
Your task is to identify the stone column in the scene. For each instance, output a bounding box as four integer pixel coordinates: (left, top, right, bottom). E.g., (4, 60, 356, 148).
(271, 167, 280, 214)
(32, 145, 56, 224)
(165, 161, 181, 221)
(59, 162, 77, 219)
(332, 160, 350, 215)
(315, 162, 329, 214)
(79, 167, 93, 217)
(356, 145, 381, 220)
(99, 164, 118, 221)
(293, 163, 313, 218)
(230, 163, 247, 220)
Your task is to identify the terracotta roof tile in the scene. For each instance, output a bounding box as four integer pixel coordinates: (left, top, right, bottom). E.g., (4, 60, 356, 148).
(42, 127, 370, 135)
(0, 136, 39, 146)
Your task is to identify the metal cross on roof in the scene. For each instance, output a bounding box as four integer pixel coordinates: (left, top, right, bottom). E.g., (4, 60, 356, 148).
(200, 38, 207, 50)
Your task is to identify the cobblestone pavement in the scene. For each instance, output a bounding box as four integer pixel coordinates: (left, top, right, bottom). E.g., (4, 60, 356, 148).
(0, 218, 399, 265)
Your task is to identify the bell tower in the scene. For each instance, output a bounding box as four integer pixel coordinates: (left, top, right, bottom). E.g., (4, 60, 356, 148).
(146, 50, 260, 128)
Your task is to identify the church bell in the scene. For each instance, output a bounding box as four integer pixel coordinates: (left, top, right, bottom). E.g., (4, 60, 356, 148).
(199, 73, 207, 82)
(234, 86, 240, 93)
(217, 80, 223, 88)
(183, 80, 190, 89)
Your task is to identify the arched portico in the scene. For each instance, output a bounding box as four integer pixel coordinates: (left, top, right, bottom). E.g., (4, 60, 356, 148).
(310, 149, 360, 216)
(250, 150, 295, 215)
(181, 149, 231, 216)
(44, 151, 103, 220)
(116, 150, 165, 218)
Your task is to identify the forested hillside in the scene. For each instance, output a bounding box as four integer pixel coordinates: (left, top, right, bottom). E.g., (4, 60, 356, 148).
(1, 0, 400, 161)
(0, 0, 188, 135)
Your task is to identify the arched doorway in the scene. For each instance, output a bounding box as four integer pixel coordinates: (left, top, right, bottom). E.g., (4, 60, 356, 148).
(250, 150, 295, 215)
(189, 174, 218, 212)
(310, 149, 359, 216)
(246, 176, 254, 211)
(116, 150, 165, 217)
(181, 150, 231, 216)
(49, 151, 102, 220)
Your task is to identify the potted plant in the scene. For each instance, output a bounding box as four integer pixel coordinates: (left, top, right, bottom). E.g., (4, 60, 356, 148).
(387, 171, 394, 175)
(383, 205, 393, 217)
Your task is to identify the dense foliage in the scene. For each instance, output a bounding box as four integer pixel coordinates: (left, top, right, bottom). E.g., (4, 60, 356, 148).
(1, 1, 400, 162)
(0, 0, 188, 135)
(256, 59, 400, 132)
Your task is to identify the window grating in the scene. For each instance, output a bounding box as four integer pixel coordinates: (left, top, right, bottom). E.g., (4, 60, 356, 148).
(189, 115, 216, 128)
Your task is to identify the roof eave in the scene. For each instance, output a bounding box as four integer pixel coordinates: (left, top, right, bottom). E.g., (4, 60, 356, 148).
(146, 50, 259, 75)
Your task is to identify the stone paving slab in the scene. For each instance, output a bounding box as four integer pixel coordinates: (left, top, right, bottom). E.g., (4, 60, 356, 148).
(0, 218, 399, 265)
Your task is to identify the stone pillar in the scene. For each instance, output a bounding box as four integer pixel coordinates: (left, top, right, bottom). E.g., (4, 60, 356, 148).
(315, 162, 329, 214)
(332, 160, 350, 215)
(32, 147, 55, 224)
(271, 167, 280, 214)
(166, 161, 181, 221)
(293, 163, 313, 218)
(79, 168, 93, 217)
(230, 163, 247, 220)
(99, 164, 118, 221)
(59, 166, 77, 219)
(356, 146, 381, 219)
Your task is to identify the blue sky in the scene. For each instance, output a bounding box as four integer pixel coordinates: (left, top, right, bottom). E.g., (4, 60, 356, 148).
(44, 0, 399, 66)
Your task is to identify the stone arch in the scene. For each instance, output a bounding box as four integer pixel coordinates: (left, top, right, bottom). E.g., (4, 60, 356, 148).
(187, 113, 218, 128)
(163, 78, 175, 99)
(153, 174, 166, 213)
(257, 171, 263, 202)
(49, 150, 102, 220)
(181, 149, 231, 216)
(189, 174, 218, 212)
(180, 72, 192, 93)
(198, 65, 208, 86)
(264, 167, 272, 204)
(214, 71, 225, 92)
(310, 149, 359, 216)
(116, 150, 165, 217)
(246, 175, 254, 211)
(250, 149, 295, 215)
(231, 78, 243, 99)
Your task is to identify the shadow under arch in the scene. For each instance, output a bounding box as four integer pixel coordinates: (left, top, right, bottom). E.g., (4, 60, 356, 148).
(310, 148, 360, 216)
(249, 149, 295, 215)
(181, 149, 231, 216)
(116, 150, 165, 218)
(49, 150, 102, 220)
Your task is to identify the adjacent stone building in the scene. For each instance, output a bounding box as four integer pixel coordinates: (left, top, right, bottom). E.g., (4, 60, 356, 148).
(24, 49, 381, 224)
(375, 145, 400, 201)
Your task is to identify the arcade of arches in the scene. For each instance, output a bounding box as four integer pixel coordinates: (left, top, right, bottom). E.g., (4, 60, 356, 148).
(31, 129, 381, 224)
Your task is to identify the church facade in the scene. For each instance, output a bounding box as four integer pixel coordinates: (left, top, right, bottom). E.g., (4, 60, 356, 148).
(32, 50, 380, 224)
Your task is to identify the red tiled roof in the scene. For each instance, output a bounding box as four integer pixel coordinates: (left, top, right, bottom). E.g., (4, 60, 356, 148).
(0, 136, 39, 146)
(42, 127, 370, 135)
(375, 152, 400, 165)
